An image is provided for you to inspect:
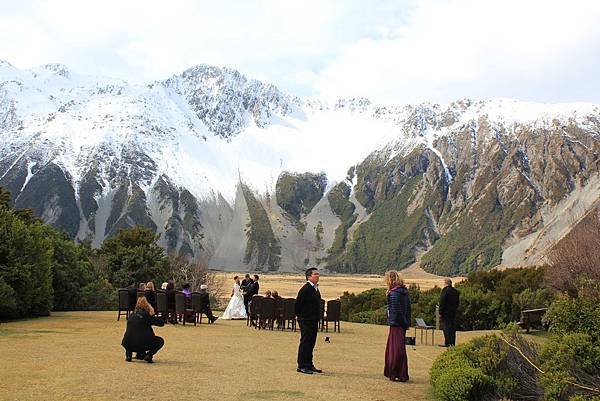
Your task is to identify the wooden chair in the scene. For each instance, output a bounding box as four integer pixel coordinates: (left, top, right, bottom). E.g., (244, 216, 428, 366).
(259, 297, 276, 330)
(323, 300, 341, 333)
(248, 295, 263, 328)
(117, 289, 130, 321)
(282, 298, 296, 331)
(156, 291, 169, 320)
(175, 292, 196, 326)
(414, 317, 435, 345)
(275, 298, 285, 330)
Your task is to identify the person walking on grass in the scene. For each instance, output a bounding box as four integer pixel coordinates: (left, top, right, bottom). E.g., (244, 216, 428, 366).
(384, 270, 411, 382)
(295, 267, 322, 375)
(439, 278, 459, 347)
(121, 297, 165, 363)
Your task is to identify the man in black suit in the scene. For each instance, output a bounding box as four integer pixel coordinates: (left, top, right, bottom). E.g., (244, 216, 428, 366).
(240, 274, 253, 314)
(439, 278, 460, 347)
(295, 268, 322, 374)
(246, 275, 260, 316)
(198, 284, 218, 323)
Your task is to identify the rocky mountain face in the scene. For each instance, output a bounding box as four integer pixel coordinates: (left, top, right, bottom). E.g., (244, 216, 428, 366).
(1, 60, 599, 275)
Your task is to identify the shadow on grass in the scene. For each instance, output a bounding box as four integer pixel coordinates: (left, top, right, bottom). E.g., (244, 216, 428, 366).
(241, 390, 305, 400)
(0, 328, 78, 337)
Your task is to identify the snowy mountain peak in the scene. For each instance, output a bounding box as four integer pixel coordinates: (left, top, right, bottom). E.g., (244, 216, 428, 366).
(162, 64, 293, 138)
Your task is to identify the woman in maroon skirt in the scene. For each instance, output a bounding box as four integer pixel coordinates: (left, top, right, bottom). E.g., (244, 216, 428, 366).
(384, 270, 411, 382)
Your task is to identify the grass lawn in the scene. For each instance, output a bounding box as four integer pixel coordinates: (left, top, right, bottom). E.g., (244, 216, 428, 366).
(215, 265, 461, 301)
(0, 311, 492, 401)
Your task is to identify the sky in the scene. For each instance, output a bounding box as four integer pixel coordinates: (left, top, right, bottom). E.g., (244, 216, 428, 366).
(1, 0, 599, 105)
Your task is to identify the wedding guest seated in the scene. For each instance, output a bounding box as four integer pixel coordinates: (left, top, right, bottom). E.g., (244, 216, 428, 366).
(272, 290, 282, 299)
(198, 284, 218, 323)
(165, 280, 177, 324)
(138, 282, 146, 291)
(127, 280, 137, 310)
(264, 290, 272, 298)
(160, 282, 168, 290)
(121, 297, 165, 363)
(145, 282, 157, 312)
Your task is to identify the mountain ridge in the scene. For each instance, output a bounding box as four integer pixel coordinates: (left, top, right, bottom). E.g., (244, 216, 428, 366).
(1, 60, 599, 275)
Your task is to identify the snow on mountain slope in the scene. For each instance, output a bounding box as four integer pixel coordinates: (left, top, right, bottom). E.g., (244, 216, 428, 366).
(2, 59, 600, 273)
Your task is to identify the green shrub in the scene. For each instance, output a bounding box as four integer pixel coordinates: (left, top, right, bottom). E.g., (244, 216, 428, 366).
(539, 333, 600, 401)
(0, 207, 53, 319)
(543, 295, 600, 342)
(78, 278, 117, 311)
(430, 339, 500, 401)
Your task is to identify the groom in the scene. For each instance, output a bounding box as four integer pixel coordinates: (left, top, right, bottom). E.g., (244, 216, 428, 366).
(295, 267, 322, 374)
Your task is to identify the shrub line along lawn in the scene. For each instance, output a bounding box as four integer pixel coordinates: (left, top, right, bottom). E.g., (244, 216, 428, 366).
(0, 311, 491, 401)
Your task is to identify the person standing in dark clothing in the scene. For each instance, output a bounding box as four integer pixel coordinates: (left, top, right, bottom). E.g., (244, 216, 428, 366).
(144, 282, 157, 312)
(165, 280, 177, 324)
(121, 297, 165, 363)
(241, 274, 253, 314)
(295, 268, 322, 375)
(439, 278, 460, 347)
(384, 270, 411, 382)
(127, 280, 138, 310)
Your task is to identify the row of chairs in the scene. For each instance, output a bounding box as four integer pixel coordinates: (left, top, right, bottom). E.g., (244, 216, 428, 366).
(117, 289, 211, 325)
(247, 296, 341, 333)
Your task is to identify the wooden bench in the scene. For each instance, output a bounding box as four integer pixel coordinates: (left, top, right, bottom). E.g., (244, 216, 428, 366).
(517, 307, 548, 332)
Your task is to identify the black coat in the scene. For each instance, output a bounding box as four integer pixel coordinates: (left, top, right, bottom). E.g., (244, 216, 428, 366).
(240, 278, 252, 293)
(295, 282, 321, 321)
(128, 286, 138, 309)
(198, 290, 210, 307)
(121, 309, 164, 351)
(166, 289, 176, 309)
(247, 281, 260, 298)
(439, 286, 460, 319)
(145, 289, 157, 311)
(387, 286, 411, 328)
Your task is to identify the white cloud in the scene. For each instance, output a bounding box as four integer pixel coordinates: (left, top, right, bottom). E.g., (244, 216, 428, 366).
(0, 0, 598, 103)
(314, 0, 600, 104)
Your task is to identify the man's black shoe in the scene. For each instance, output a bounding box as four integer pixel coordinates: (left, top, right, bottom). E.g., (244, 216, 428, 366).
(144, 354, 154, 363)
(438, 344, 449, 348)
(125, 351, 132, 362)
(297, 368, 313, 374)
(309, 366, 322, 373)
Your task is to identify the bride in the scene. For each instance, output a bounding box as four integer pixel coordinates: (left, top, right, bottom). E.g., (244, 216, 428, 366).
(221, 276, 248, 320)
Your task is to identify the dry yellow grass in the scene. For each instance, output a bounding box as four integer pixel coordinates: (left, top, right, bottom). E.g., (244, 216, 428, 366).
(215, 266, 462, 301)
(0, 311, 490, 401)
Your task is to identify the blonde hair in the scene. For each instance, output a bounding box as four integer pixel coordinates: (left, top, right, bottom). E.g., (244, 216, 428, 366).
(265, 290, 272, 298)
(146, 281, 155, 291)
(135, 296, 155, 316)
(385, 270, 404, 290)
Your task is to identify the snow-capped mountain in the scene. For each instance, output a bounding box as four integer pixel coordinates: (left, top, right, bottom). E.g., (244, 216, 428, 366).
(1, 60, 599, 275)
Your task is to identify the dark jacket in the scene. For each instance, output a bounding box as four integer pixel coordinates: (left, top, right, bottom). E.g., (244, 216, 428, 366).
(145, 289, 157, 311)
(166, 289, 176, 310)
(198, 290, 210, 307)
(439, 286, 460, 319)
(121, 309, 164, 351)
(295, 282, 321, 321)
(387, 286, 411, 329)
(240, 278, 252, 293)
(247, 281, 259, 298)
(128, 286, 138, 309)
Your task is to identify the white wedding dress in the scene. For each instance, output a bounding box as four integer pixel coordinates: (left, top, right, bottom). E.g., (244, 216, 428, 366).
(221, 283, 247, 320)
